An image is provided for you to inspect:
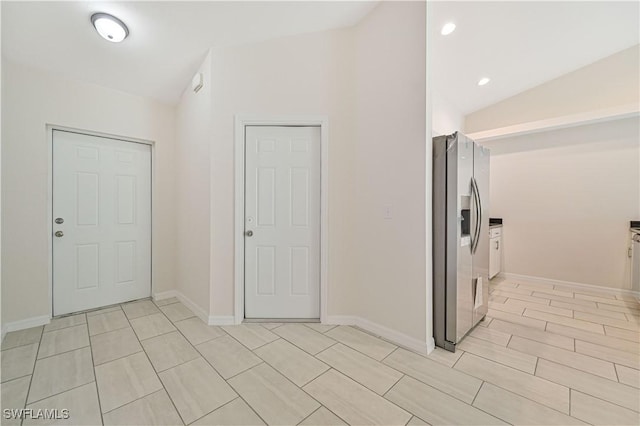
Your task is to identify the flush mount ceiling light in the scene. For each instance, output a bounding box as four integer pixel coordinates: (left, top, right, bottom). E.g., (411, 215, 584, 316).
(477, 77, 491, 86)
(91, 13, 129, 43)
(441, 22, 456, 35)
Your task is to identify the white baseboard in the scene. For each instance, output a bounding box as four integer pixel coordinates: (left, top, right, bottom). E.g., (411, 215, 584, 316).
(501, 272, 640, 298)
(153, 290, 234, 326)
(1, 315, 51, 341)
(326, 315, 430, 355)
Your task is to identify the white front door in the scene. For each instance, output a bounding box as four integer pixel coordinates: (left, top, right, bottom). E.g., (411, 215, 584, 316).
(53, 130, 151, 316)
(244, 126, 321, 318)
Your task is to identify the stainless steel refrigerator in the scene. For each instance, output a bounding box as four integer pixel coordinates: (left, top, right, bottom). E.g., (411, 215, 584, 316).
(433, 132, 490, 352)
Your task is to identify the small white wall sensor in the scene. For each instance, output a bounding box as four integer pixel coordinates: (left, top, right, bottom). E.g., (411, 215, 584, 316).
(192, 72, 203, 93)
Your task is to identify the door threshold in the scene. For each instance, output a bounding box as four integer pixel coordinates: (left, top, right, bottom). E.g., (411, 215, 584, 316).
(243, 318, 320, 323)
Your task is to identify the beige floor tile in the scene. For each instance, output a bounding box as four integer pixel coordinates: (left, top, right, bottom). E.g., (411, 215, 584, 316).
(103, 389, 183, 426)
(221, 324, 279, 350)
(90, 327, 143, 366)
(604, 325, 640, 342)
(489, 319, 574, 350)
(536, 359, 639, 412)
(130, 313, 177, 341)
(383, 348, 481, 404)
(531, 292, 596, 307)
(305, 323, 338, 334)
(550, 300, 628, 319)
(192, 398, 265, 426)
(299, 407, 346, 426)
(196, 335, 262, 379)
(1, 343, 38, 382)
(406, 416, 429, 425)
(570, 390, 640, 425)
(28, 347, 94, 403)
(1, 326, 43, 351)
(488, 294, 508, 304)
(513, 281, 555, 291)
(304, 369, 410, 426)
(574, 311, 639, 331)
(491, 290, 551, 306)
(615, 364, 640, 388)
(615, 294, 640, 302)
(458, 336, 537, 373)
(509, 336, 617, 380)
(575, 339, 640, 369)
(1, 376, 31, 425)
(259, 322, 284, 330)
(37, 324, 89, 359)
(473, 382, 585, 425)
(557, 286, 617, 300)
(153, 297, 179, 307)
(325, 326, 396, 361)
(173, 317, 225, 345)
(44, 314, 86, 333)
(273, 324, 336, 355)
(385, 375, 504, 425)
(230, 363, 319, 425)
(477, 317, 493, 327)
(87, 310, 129, 336)
(141, 331, 200, 372)
(424, 346, 464, 367)
(86, 305, 122, 317)
(316, 343, 401, 395)
(531, 288, 575, 298)
(95, 351, 163, 413)
(160, 357, 237, 424)
(488, 301, 524, 315)
(596, 302, 640, 315)
(121, 300, 160, 320)
(575, 294, 640, 307)
(159, 303, 195, 322)
(24, 382, 102, 426)
(545, 323, 638, 353)
(491, 286, 532, 296)
(524, 309, 604, 333)
(507, 299, 573, 317)
(455, 353, 569, 413)
(486, 309, 546, 329)
(469, 325, 510, 346)
(255, 339, 329, 387)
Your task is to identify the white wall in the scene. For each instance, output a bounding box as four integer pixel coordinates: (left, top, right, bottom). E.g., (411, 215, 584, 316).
(1, 60, 177, 325)
(466, 45, 640, 133)
(484, 117, 640, 289)
(174, 52, 213, 317)
(432, 91, 464, 136)
(208, 27, 357, 318)
(352, 0, 427, 343)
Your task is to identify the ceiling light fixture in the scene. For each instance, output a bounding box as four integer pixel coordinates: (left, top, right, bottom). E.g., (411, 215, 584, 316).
(91, 13, 129, 43)
(441, 22, 456, 36)
(477, 77, 491, 86)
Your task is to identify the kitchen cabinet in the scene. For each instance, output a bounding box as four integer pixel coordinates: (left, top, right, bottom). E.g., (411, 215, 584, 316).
(489, 227, 502, 279)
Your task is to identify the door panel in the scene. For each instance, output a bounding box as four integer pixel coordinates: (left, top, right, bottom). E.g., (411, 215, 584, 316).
(244, 126, 321, 319)
(473, 144, 490, 323)
(53, 130, 151, 316)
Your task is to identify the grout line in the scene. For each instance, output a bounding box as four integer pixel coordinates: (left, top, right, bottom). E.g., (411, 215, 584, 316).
(121, 306, 187, 426)
(24, 380, 97, 407)
(83, 323, 105, 426)
(382, 373, 405, 398)
(295, 404, 322, 425)
(19, 326, 43, 425)
(470, 380, 484, 406)
(613, 363, 620, 383)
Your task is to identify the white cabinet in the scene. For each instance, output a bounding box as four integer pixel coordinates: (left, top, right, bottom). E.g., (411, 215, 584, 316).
(489, 227, 502, 279)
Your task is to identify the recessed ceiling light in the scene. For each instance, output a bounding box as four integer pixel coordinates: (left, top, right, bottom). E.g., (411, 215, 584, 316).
(478, 77, 491, 86)
(441, 22, 456, 36)
(91, 13, 129, 43)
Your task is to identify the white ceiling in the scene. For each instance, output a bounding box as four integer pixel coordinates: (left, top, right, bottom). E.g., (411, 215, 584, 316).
(1, 1, 378, 104)
(431, 1, 640, 115)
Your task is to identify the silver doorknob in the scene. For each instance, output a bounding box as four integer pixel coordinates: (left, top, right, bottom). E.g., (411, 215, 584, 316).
(55, 218, 64, 224)
(55, 231, 64, 238)
(245, 230, 253, 237)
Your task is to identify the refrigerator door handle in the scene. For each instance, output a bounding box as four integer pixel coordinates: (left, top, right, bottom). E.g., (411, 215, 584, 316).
(470, 177, 481, 254)
(475, 177, 483, 254)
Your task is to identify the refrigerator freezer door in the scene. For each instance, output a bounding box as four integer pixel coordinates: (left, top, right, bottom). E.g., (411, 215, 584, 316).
(472, 144, 490, 324)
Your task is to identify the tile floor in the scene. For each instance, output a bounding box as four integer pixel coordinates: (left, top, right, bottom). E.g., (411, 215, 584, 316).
(1, 279, 639, 425)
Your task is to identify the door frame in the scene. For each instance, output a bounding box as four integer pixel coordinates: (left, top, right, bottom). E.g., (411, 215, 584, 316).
(234, 115, 329, 324)
(47, 125, 155, 318)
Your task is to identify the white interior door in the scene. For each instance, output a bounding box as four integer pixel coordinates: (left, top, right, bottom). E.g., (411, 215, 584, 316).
(53, 130, 151, 316)
(244, 126, 321, 318)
